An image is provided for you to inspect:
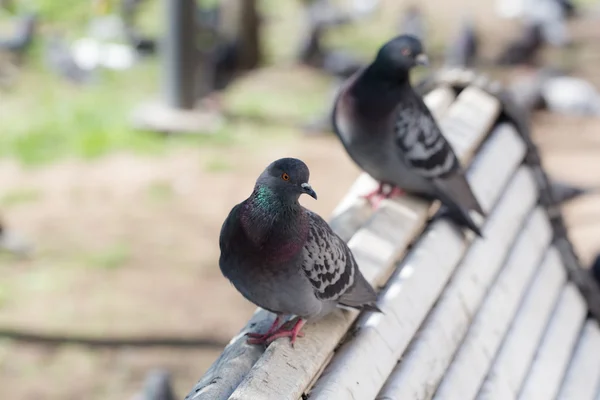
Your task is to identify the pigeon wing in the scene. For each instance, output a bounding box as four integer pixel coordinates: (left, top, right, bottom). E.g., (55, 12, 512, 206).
(393, 99, 461, 180)
(301, 211, 356, 301)
(301, 211, 380, 310)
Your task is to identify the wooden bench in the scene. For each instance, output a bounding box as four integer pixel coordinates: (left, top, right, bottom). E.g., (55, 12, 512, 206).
(185, 70, 600, 400)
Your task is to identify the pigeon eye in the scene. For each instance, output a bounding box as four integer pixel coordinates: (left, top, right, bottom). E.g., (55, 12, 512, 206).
(401, 48, 411, 56)
(281, 172, 290, 181)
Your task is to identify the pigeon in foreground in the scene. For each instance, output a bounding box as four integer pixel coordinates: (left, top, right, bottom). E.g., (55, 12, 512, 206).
(333, 35, 485, 236)
(219, 158, 380, 346)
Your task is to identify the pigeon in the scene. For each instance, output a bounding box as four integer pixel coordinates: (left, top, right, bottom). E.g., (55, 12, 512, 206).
(0, 13, 37, 59)
(399, 5, 426, 42)
(43, 35, 94, 85)
(219, 158, 380, 346)
(496, 23, 544, 66)
(332, 35, 485, 236)
(445, 16, 478, 68)
(592, 254, 600, 287)
(131, 369, 176, 400)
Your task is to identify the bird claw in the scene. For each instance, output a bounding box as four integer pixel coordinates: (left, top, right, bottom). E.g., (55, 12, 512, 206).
(363, 184, 404, 209)
(247, 318, 307, 347)
(246, 330, 306, 346)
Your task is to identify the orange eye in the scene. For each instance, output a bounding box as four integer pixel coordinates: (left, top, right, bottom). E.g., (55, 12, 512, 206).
(401, 48, 411, 56)
(281, 172, 290, 181)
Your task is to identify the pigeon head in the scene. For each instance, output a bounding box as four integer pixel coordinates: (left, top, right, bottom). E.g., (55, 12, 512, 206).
(373, 35, 429, 76)
(255, 158, 317, 204)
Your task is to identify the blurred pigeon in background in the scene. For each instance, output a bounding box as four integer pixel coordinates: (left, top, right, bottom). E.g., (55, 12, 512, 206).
(333, 35, 485, 236)
(399, 5, 426, 41)
(541, 76, 600, 116)
(523, 0, 570, 46)
(444, 16, 479, 68)
(496, 22, 544, 66)
(592, 253, 600, 287)
(43, 35, 94, 84)
(131, 369, 176, 400)
(0, 219, 33, 257)
(0, 13, 37, 61)
(550, 180, 600, 205)
(219, 158, 380, 346)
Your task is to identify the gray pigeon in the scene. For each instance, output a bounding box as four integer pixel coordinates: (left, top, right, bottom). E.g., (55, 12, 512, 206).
(444, 16, 478, 68)
(332, 35, 485, 236)
(399, 5, 426, 42)
(496, 23, 544, 66)
(219, 158, 380, 346)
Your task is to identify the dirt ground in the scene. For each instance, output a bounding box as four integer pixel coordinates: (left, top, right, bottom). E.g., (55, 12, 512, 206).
(1, 1, 599, 399)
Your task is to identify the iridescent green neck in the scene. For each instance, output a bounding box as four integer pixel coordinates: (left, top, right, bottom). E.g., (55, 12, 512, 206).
(253, 185, 278, 211)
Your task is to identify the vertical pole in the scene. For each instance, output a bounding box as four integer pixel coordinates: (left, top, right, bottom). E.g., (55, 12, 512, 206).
(163, 0, 196, 109)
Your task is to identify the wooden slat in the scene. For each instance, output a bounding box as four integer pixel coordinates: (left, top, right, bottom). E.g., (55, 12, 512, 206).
(556, 320, 600, 400)
(184, 86, 457, 400)
(375, 169, 537, 400)
(440, 86, 501, 160)
(476, 248, 567, 400)
(517, 285, 587, 400)
(225, 89, 502, 400)
(309, 142, 529, 399)
(329, 86, 458, 242)
(432, 208, 552, 400)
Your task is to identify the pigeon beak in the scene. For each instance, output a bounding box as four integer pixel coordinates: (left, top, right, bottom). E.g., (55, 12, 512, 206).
(415, 53, 429, 66)
(301, 183, 317, 200)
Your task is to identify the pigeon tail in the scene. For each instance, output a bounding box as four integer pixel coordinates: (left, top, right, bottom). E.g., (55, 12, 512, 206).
(433, 174, 485, 237)
(338, 272, 381, 313)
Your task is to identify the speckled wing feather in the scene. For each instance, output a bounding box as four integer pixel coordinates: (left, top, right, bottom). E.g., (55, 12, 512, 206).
(301, 211, 356, 302)
(394, 96, 460, 179)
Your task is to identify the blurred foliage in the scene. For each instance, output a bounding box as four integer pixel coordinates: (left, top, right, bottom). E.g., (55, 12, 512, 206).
(0, 187, 42, 207)
(84, 242, 131, 270)
(0, 0, 406, 166)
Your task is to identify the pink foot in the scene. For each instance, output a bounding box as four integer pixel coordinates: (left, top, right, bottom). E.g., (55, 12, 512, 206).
(245, 315, 283, 343)
(362, 183, 385, 207)
(364, 184, 405, 208)
(247, 318, 307, 347)
(265, 318, 306, 347)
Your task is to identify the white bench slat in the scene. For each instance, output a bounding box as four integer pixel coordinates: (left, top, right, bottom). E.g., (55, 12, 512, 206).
(476, 248, 567, 400)
(517, 284, 587, 400)
(440, 86, 500, 159)
(379, 159, 537, 400)
(311, 219, 469, 400)
(330, 86, 458, 242)
(432, 207, 552, 400)
(184, 87, 457, 400)
(556, 320, 600, 400)
(376, 168, 538, 400)
(424, 85, 457, 120)
(224, 88, 501, 400)
(311, 166, 536, 400)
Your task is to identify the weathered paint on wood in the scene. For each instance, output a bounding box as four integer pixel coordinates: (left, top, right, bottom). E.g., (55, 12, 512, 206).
(556, 320, 600, 400)
(476, 248, 567, 400)
(432, 209, 552, 400)
(376, 168, 539, 400)
(517, 284, 587, 400)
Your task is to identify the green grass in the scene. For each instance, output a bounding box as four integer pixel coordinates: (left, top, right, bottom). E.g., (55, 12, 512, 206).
(0, 0, 394, 167)
(84, 243, 131, 270)
(0, 187, 42, 207)
(145, 180, 174, 203)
